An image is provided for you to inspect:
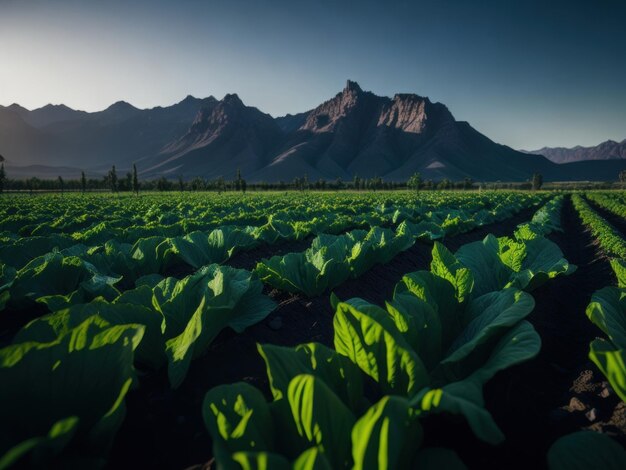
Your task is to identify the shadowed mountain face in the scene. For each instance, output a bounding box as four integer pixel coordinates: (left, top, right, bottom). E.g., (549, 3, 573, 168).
(525, 139, 626, 164)
(2, 81, 626, 181)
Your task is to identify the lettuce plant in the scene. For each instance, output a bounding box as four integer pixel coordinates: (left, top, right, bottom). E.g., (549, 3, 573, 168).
(15, 264, 276, 388)
(0, 316, 144, 469)
(584, 259, 626, 401)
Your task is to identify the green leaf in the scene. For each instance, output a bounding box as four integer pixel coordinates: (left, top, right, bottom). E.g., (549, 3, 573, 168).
(9, 253, 120, 309)
(257, 343, 364, 412)
(586, 286, 626, 349)
(156, 265, 275, 387)
(412, 379, 504, 445)
(351, 396, 422, 470)
(507, 236, 576, 291)
(611, 259, 626, 288)
(0, 317, 143, 467)
(454, 235, 512, 298)
(0, 417, 79, 470)
(434, 289, 535, 384)
(286, 374, 355, 469)
(548, 431, 626, 470)
(293, 447, 332, 470)
(589, 339, 626, 402)
(333, 301, 429, 396)
(230, 451, 291, 470)
(385, 294, 442, 371)
(202, 382, 275, 463)
(394, 270, 462, 351)
(430, 243, 474, 303)
(16, 300, 166, 371)
(414, 321, 540, 444)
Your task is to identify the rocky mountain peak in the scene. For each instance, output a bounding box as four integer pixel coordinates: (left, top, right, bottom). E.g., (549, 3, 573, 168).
(344, 80, 363, 94)
(222, 93, 244, 106)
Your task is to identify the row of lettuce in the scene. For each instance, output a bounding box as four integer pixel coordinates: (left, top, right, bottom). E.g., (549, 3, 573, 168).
(572, 193, 626, 406)
(0, 194, 548, 468)
(0, 191, 539, 244)
(203, 196, 619, 470)
(0, 194, 541, 315)
(253, 195, 538, 297)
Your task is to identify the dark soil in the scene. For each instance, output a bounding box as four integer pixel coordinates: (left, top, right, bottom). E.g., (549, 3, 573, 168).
(107, 207, 538, 469)
(227, 236, 314, 271)
(425, 195, 625, 470)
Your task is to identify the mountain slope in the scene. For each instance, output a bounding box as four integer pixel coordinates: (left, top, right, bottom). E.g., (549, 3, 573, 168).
(138, 94, 283, 178)
(525, 139, 626, 163)
(2, 82, 626, 181)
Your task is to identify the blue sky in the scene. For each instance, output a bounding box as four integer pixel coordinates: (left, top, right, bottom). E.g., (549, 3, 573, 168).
(0, 0, 624, 149)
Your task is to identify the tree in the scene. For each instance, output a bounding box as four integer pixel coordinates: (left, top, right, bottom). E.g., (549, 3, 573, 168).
(293, 177, 302, 191)
(156, 177, 168, 191)
(0, 163, 5, 194)
(178, 176, 185, 192)
(109, 165, 118, 192)
(57, 176, 64, 193)
(353, 175, 361, 191)
(130, 164, 139, 195)
(235, 168, 242, 192)
(407, 172, 422, 192)
(80, 171, 87, 193)
(619, 170, 626, 188)
(531, 172, 543, 191)
(235, 168, 247, 193)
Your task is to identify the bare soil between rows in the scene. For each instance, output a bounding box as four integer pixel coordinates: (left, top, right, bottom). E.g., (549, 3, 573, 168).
(107, 207, 540, 469)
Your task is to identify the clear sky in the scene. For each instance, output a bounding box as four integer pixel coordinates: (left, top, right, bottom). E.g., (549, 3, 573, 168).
(0, 0, 624, 150)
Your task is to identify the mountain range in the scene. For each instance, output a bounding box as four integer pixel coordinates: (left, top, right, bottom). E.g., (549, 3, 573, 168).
(1, 80, 625, 182)
(524, 139, 626, 164)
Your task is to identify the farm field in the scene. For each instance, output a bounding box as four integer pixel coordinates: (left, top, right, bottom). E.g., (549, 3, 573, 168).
(1, 190, 625, 469)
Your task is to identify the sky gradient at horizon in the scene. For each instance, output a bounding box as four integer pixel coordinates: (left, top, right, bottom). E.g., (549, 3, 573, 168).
(0, 0, 625, 150)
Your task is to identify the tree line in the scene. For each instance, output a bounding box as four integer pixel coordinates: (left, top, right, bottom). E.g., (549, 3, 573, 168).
(0, 163, 555, 194)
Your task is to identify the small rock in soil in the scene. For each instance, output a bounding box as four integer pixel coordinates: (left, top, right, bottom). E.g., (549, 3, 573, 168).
(599, 387, 611, 398)
(586, 408, 598, 422)
(268, 317, 282, 330)
(568, 397, 587, 412)
(570, 370, 601, 394)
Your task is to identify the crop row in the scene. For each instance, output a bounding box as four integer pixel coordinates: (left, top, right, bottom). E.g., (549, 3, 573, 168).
(0, 192, 542, 272)
(586, 191, 626, 219)
(253, 195, 537, 298)
(572, 193, 626, 398)
(550, 193, 626, 468)
(203, 203, 578, 469)
(572, 194, 626, 258)
(0, 192, 541, 243)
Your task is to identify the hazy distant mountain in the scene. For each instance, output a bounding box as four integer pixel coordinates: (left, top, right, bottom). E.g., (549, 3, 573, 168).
(524, 139, 626, 163)
(7, 103, 88, 128)
(2, 81, 626, 181)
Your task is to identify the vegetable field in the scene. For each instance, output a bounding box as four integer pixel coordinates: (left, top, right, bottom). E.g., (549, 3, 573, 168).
(1, 191, 625, 469)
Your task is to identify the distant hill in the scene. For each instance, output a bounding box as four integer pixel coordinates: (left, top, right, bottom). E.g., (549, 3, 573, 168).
(2, 81, 626, 182)
(524, 139, 626, 163)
